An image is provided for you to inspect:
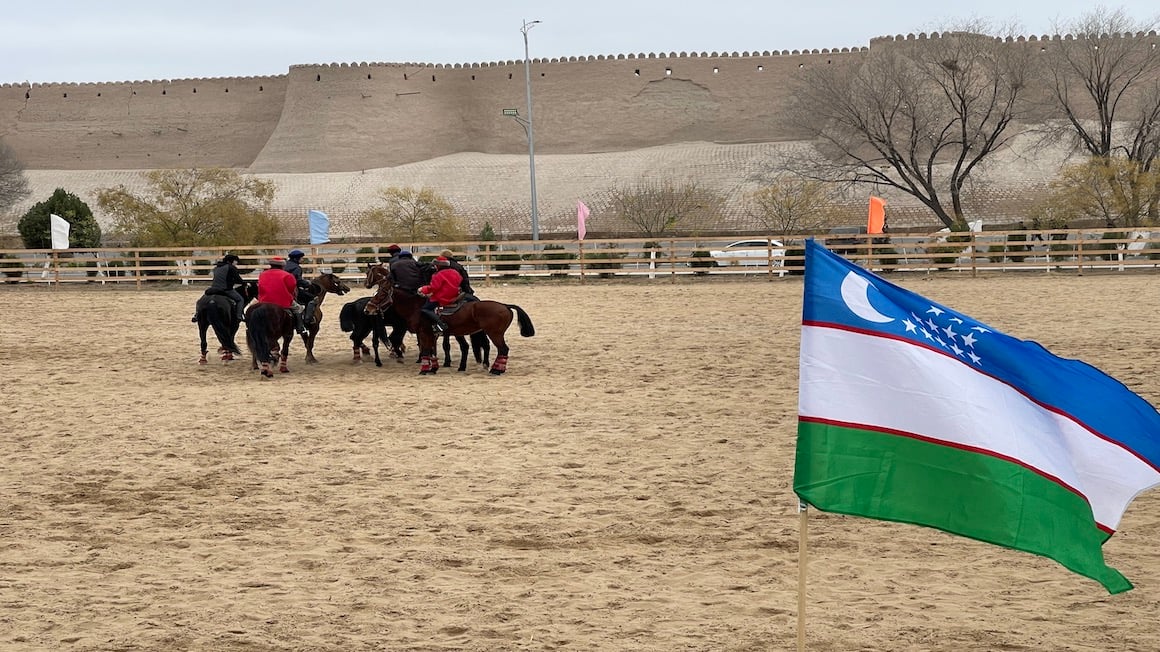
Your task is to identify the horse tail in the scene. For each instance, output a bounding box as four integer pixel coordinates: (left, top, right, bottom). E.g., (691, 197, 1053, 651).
(246, 305, 274, 363)
(339, 301, 358, 333)
(506, 304, 536, 337)
(207, 297, 234, 349)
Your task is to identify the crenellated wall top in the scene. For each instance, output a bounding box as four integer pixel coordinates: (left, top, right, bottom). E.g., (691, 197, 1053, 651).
(2, 74, 287, 89)
(7, 29, 1158, 88)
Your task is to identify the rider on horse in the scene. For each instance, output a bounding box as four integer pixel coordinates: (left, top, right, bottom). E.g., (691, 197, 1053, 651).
(418, 256, 463, 333)
(193, 253, 247, 323)
(389, 249, 424, 293)
(381, 243, 402, 265)
(285, 249, 318, 327)
(258, 257, 310, 337)
(439, 248, 476, 297)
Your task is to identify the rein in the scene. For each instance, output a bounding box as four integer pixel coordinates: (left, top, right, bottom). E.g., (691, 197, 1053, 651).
(366, 284, 394, 314)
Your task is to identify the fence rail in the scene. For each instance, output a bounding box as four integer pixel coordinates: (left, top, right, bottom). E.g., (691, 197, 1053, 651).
(2, 229, 1159, 286)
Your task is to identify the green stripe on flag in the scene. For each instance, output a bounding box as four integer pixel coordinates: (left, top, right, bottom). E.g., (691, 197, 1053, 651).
(794, 419, 1132, 594)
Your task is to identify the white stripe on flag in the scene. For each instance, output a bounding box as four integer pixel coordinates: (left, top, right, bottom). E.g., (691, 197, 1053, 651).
(799, 326, 1160, 531)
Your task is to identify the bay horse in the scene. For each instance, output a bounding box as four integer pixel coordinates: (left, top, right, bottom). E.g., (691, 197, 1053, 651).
(299, 272, 352, 364)
(195, 280, 258, 364)
(363, 263, 489, 371)
(245, 301, 296, 378)
(364, 284, 534, 375)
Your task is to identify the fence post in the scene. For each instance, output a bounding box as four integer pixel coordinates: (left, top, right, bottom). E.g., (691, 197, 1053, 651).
(135, 250, 142, 289)
(969, 232, 977, 278)
(578, 241, 586, 284)
(1077, 230, 1084, 277)
(668, 239, 676, 283)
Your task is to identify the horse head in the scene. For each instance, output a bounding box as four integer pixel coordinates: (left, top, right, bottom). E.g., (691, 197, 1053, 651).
(364, 285, 393, 315)
(364, 263, 389, 290)
(315, 272, 352, 296)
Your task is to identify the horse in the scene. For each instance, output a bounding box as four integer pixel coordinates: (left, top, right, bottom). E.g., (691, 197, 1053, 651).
(245, 301, 297, 378)
(365, 284, 533, 375)
(339, 296, 400, 366)
(299, 272, 352, 364)
(362, 263, 489, 371)
(195, 280, 258, 365)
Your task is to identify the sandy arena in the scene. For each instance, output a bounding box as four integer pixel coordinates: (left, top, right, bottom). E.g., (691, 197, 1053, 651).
(2, 274, 1160, 651)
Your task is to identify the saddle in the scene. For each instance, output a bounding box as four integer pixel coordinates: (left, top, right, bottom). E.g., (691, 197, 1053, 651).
(435, 294, 469, 317)
(203, 288, 238, 306)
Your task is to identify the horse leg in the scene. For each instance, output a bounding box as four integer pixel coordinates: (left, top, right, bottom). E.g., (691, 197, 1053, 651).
(456, 335, 469, 372)
(304, 328, 318, 364)
(442, 332, 453, 368)
(488, 332, 511, 375)
(198, 321, 210, 365)
(279, 334, 292, 373)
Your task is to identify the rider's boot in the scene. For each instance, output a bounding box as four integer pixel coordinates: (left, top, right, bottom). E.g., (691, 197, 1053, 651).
(294, 310, 309, 336)
(422, 308, 446, 333)
(303, 299, 317, 326)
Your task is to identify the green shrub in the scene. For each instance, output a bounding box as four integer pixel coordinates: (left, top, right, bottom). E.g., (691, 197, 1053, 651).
(689, 249, 715, 275)
(495, 252, 523, 272)
(542, 244, 576, 276)
(356, 246, 378, 266)
(784, 247, 805, 275)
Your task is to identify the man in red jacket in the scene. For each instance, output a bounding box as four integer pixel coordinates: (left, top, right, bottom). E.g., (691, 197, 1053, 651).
(417, 256, 463, 333)
(257, 257, 309, 336)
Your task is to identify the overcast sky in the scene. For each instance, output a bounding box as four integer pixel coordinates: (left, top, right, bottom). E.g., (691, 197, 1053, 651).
(3, 1, 1158, 84)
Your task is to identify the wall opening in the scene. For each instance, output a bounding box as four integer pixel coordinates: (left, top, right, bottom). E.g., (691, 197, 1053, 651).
(193, 88, 197, 93)
(259, 85, 263, 91)
(162, 89, 166, 95)
(62, 92, 67, 98)
(665, 68, 671, 76)
(634, 69, 640, 76)
(757, 65, 763, 71)
(367, 74, 372, 79)
(713, 67, 719, 74)
(316, 74, 321, 81)
(432, 75, 436, 81)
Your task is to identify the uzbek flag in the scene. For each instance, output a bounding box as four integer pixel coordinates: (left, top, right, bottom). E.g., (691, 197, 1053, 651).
(794, 239, 1160, 593)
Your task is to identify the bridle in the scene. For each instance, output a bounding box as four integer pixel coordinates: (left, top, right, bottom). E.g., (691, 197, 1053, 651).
(365, 284, 394, 315)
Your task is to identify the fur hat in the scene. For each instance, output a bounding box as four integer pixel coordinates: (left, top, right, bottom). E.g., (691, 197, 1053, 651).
(386, 244, 402, 254)
(434, 256, 451, 267)
(268, 256, 286, 267)
(440, 249, 455, 259)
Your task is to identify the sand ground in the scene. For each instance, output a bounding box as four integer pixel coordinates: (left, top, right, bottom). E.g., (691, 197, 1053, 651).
(2, 273, 1160, 651)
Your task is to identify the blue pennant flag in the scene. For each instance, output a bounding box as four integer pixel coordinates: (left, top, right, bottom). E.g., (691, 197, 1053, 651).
(308, 210, 330, 245)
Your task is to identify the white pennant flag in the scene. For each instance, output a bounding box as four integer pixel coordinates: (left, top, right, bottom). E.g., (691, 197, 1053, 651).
(50, 214, 71, 250)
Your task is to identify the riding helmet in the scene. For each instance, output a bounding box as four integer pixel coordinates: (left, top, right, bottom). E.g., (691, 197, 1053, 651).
(288, 249, 305, 259)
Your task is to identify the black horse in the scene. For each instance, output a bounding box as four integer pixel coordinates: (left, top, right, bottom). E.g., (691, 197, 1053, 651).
(195, 281, 257, 364)
(245, 301, 297, 378)
(339, 296, 397, 366)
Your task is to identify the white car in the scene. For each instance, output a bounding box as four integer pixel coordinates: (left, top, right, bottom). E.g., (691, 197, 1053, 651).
(708, 239, 786, 267)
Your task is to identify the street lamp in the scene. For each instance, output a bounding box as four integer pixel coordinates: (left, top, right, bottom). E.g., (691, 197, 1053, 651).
(521, 19, 541, 242)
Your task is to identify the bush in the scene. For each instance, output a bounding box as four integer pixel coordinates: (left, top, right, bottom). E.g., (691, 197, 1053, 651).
(0, 252, 24, 282)
(495, 252, 522, 272)
(689, 249, 716, 275)
(542, 244, 576, 276)
(584, 249, 625, 278)
(356, 247, 378, 266)
(784, 247, 805, 275)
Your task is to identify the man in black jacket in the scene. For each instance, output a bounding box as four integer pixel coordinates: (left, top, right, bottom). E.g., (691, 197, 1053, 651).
(388, 250, 424, 293)
(196, 254, 248, 323)
(440, 248, 475, 296)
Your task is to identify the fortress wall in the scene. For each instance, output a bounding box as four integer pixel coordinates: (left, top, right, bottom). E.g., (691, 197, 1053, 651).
(0, 76, 287, 170)
(250, 48, 868, 172)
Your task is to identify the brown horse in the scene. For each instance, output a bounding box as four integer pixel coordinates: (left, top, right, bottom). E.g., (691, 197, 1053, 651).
(363, 264, 488, 370)
(245, 301, 297, 378)
(365, 284, 534, 375)
(299, 272, 352, 363)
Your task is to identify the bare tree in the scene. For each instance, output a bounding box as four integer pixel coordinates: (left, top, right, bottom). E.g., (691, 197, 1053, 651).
(359, 186, 466, 243)
(1044, 7, 1160, 221)
(602, 178, 724, 238)
(0, 138, 31, 215)
(745, 177, 841, 236)
(786, 24, 1034, 229)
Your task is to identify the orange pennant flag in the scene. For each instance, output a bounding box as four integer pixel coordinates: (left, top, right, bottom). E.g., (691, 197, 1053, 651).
(867, 196, 886, 234)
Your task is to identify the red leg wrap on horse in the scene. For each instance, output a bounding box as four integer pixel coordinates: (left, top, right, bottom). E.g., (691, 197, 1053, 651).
(492, 355, 508, 372)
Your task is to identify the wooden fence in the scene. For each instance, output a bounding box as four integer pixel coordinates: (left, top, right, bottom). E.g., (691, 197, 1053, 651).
(2, 229, 1159, 286)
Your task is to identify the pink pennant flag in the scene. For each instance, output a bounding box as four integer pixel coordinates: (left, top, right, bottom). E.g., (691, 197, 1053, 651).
(577, 200, 590, 241)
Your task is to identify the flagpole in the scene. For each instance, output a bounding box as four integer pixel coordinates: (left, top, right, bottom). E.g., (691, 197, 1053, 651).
(798, 499, 808, 652)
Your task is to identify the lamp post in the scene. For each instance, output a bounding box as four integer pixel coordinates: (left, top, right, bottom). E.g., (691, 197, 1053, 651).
(521, 19, 540, 242)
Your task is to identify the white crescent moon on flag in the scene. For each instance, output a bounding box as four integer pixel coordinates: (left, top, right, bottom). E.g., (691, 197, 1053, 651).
(839, 271, 894, 323)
